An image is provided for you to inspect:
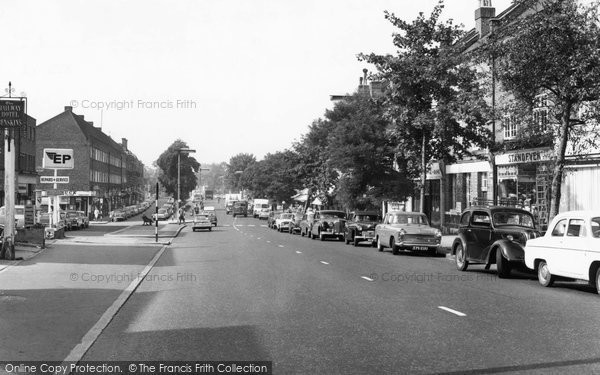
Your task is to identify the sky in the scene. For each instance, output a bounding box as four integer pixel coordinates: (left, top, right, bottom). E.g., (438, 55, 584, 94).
(1, 0, 512, 167)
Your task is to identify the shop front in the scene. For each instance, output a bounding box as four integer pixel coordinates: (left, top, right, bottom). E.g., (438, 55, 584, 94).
(495, 147, 553, 229)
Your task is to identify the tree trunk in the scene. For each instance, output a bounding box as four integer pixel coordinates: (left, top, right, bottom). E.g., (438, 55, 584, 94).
(549, 102, 571, 219)
(420, 133, 426, 213)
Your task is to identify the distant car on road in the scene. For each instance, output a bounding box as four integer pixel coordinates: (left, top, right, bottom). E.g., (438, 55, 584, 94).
(192, 213, 212, 232)
(344, 211, 381, 246)
(275, 213, 294, 232)
(376, 211, 441, 256)
(203, 206, 218, 226)
(525, 211, 600, 293)
(452, 206, 540, 277)
(153, 208, 170, 221)
(232, 201, 248, 218)
(309, 210, 347, 241)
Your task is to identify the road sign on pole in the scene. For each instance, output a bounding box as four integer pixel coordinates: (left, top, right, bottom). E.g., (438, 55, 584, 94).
(40, 176, 70, 184)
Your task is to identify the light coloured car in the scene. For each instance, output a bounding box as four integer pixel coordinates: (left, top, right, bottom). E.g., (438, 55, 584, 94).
(192, 214, 212, 232)
(525, 211, 600, 293)
(153, 208, 170, 221)
(203, 206, 217, 227)
(275, 213, 294, 232)
(375, 211, 441, 255)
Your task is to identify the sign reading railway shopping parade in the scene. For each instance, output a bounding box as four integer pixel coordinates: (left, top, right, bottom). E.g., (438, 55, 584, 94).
(0, 99, 25, 128)
(42, 148, 74, 169)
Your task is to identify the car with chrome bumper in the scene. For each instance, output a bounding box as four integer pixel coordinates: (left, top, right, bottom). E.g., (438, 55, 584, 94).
(309, 210, 347, 241)
(192, 214, 212, 232)
(452, 206, 540, 278)
(525, 211, 600, 293)
(345, 211, 381, 246)
(275, 213, 294, 232)
(375, 211, 441, 255)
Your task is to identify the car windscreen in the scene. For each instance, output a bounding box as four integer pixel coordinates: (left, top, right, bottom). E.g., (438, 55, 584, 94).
(493, 211, 535, 228)
(158, 209, 167, 214)
(280, 214, 293, 219)
(356, 215, 380, 222)
(321, 212, 346, 219)
(392, 214, 428, 225)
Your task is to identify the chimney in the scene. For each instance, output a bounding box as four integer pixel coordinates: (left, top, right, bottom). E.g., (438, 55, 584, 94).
(475, 0, 496, 37)
(122, 138, 128, 150)
(64, 106, 72, 112)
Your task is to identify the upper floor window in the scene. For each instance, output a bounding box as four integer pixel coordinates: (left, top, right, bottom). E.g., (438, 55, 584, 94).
(533, 94, 549, 132)
(503, 115, 517, 140)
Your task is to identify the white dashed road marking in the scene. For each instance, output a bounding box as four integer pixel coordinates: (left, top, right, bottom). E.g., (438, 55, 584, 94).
(320, 261, 329, 265)
(296, 251, 302, 254)
(361, 276, 374, 282)
(278, 245, 284, 248)
(267, 241, 271, 243)
(438, 306, 466, 317)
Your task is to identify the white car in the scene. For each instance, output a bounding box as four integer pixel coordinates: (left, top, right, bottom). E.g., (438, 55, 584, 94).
(192, 214, 212, 232)
(275, 213, 294, 232)
(524, 211, 600, 293)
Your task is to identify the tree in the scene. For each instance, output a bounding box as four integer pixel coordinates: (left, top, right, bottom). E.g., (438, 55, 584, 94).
(484, 0, 600, 218)
(156, 139, 200, 200)
(225, 153, 256, 192)
(324, 93, 414, 209)
(359, 0, 491, 214)
(242, 150, 302, 203)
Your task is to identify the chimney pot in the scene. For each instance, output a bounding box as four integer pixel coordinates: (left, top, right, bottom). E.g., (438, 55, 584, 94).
(64, 106, 72, 112)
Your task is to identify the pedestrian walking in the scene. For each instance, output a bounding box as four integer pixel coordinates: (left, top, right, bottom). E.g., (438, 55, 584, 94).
(94, 208, 99, 221)
(178, 208, 185, 224)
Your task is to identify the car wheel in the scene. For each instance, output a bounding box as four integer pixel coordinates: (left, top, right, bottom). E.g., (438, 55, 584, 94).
(428, 247, 437, 256)
(353, 237, 359, 247)
(345, 232, 351, 245)
(192, 228, 196, 232)
(309, 230, 314, 239)
(537, 260, 554, 287)
(319, 231, 325, 241)
(391, 237, 399, 255)
(496, 249, 512, 278)
(301, 229, 305, 237)
(209, 227, 212, 231)
(455, 243, 468, 271)
(377, 237, 384, 252)
(595, 268, 600, 295)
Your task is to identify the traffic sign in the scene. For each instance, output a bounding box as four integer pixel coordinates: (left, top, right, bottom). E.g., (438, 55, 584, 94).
(42, 148, 74, 169)
(40, 176, 69, 184)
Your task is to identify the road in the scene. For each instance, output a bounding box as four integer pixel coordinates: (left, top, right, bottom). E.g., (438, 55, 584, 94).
(1, 201, 600, 374)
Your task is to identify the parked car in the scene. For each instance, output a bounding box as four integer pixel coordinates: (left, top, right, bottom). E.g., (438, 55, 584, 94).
(451, 206, 540, 278)
(299, 211, 315, 237)
(192, 213, 212, 232)
(153, 208, 170, 221)
(232, 201, 248, 218)
(525, 211, 600, 293)
(111, 210, 127, 222)
(288, 212, 303, 234)
(309, 210, 347, 241)
(376, 211, 441, 255)
(77, 211, 90, 228)
(66, 210, 83, 229)
(344, 211, 382, 247)
(258, 207, 270, 220)
(203, 206, 218, 226)
(268, 210, 282, 229)
(275, 213, 294, 232)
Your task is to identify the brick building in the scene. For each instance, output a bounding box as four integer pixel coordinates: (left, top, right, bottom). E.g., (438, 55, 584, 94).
(36, 106, 144, 217)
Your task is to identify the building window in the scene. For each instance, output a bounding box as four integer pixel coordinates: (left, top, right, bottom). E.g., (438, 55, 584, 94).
(503, 115, 517, 140)
(533, 94, 549, 132)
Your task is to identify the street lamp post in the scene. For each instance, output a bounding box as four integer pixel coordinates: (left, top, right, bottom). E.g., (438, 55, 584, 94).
(175, 148, 196, 220)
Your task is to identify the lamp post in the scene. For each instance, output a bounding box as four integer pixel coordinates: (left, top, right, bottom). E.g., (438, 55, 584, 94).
(175, 147, 196, 219)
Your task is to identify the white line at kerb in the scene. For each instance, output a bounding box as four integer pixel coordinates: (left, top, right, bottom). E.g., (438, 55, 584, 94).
(361, 276, 374, 282)
(438, 306, 466, 317)
(295, 251, 302, 254)
(320, 261, 329, 265)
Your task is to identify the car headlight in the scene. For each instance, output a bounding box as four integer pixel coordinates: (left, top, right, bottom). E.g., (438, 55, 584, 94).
(398, 229, 406, 239)
(506, 234, 514, 241)
(434, 229, 442, 238)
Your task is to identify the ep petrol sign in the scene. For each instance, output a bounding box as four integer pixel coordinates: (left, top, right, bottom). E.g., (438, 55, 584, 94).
(43, 148, 74, 169)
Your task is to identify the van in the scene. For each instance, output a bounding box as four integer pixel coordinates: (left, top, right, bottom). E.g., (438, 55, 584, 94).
(252, 199, 270, 218)
(232, 201, 248, 218)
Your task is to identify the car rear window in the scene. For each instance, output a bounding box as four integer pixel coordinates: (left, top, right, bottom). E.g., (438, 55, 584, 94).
(551, 219, 567, 236)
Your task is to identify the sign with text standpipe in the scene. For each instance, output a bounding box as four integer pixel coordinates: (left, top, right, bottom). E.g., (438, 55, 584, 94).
(42, 148, 74, 169)
(0, 99, 25, 128)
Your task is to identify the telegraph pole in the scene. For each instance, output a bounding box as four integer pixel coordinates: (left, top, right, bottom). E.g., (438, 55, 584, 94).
(0, 82, 25, 260)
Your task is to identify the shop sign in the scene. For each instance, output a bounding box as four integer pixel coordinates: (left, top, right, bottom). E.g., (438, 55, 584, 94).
(496, 148, 553, 165)
(426, 162, 442, 180)
(0, 99, 25, 128)
(388, 201, 405, 211)
(498, 165, 518, 178)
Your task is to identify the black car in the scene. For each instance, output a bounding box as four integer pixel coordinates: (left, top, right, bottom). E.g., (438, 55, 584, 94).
(309, 210, 347, 241)
(344, 211, 381, 247)
(451, 206, 541, 278)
